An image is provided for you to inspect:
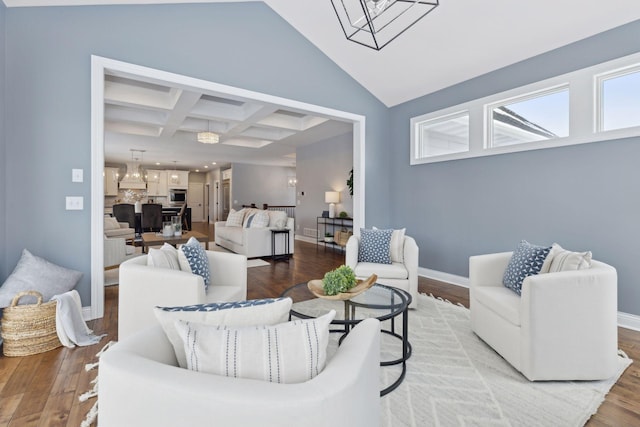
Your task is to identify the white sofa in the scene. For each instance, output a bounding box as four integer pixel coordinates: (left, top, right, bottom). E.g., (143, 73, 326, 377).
(118, 251, 247, 340)
(215, 209, 294, 258)
(99, 318, 381, 427)
(469, 251, 619, 381)
(345, 234, 419, 308)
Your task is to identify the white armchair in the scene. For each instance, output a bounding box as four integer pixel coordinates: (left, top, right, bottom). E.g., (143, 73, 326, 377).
(99, 318, 381, 427)
(118, 251, 247, 340)
(469, 251, 619, 381)
(345, 234, 419, 308)
(104, 216, 135, 241)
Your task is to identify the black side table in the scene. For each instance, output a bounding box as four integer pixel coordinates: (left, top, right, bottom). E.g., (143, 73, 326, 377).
(271, 228, 290, 262)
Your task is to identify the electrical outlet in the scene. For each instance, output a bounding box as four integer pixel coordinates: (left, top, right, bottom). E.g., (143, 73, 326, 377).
(66, 196, 83, 210)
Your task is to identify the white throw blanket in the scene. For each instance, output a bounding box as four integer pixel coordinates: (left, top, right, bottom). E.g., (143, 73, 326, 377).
(51, 290, 106, 347)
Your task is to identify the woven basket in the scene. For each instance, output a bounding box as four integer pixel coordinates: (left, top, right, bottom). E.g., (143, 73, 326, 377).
(1, 291, 61, 357)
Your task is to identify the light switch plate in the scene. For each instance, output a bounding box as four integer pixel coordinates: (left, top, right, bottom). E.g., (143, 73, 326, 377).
(66, 196, 83, 210)
(72, 169, 83, 183)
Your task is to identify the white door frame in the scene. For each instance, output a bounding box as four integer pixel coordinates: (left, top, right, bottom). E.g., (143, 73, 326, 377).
(90, 56, 365, 320)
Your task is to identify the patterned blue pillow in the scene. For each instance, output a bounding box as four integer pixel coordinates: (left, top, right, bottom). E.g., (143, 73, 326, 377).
(180, 238, 210, 290)
(158, 298, 286, 312)
(502, 240, 552, 295)
(358, 228, 393, 264)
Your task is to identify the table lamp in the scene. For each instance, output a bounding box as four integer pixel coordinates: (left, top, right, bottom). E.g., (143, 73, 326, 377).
(325, 191, 340, 218)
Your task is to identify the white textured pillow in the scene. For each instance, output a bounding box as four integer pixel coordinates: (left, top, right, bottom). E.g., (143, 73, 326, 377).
(249, 210, 270, 228)
(147, 243, 180, 270)
(268, 210, 287, 228)
(175, 310, 336, 384)
(154, 297, 293, 368)
(226, 209, 245, 227)
(104, 216, 120, 230)
(373, 226, 405, 263)
(0, 249, 82, 308)
(548, 243, 592, 272)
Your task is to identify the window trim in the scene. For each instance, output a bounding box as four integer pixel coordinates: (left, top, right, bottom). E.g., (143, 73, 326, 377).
(412, 109, 470, 160)
(485, 84, 570, 149)
(595, 63, 640, 133)
(410, 51, 640, 165)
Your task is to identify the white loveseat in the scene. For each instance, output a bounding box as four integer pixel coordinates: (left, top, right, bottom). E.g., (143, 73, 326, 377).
(215, 209, 294, 258)
(469, 251, 619, 381)
(99, 318, 381, 427)
(118, 251, 247, 340)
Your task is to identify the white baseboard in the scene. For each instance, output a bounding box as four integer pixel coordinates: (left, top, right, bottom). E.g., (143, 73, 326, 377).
(419, 267, 640, 331)
(295, 235, 318, 244)
(617, 311, 640, 332)
(83, 306, 93, 321)
(419, 267, 469, 288)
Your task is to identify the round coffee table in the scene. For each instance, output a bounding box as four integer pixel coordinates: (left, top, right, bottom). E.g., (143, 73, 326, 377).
(281, 282, 412, 396)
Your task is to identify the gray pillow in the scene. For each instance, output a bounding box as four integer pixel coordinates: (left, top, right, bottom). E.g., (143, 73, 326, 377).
(0, 249, 82, 308)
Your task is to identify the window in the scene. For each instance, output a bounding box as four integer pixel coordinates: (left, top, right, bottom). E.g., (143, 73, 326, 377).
(410, 52, 640, 165)
(597, 67, 640, 132)
(414, 111, 469, 159)
(488, 87, 569, 148)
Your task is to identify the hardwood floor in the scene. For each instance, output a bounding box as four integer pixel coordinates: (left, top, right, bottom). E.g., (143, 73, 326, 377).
(0, 222, 638, 426)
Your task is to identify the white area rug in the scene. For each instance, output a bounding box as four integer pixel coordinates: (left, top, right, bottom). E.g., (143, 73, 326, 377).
(209, 242, 271, 268)
(247, 258, 270, 268)
(296, 294, 632, 426)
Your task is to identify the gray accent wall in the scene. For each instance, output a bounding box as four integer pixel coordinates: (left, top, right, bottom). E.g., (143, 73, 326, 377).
(389, 19, 640, 316)
(2, 3, 389, 305)
(296, 133, 354, 239)
(230, 163, 296, 209)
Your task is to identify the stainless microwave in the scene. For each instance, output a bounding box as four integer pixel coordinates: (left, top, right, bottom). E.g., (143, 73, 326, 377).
(169, 189, 187, 205)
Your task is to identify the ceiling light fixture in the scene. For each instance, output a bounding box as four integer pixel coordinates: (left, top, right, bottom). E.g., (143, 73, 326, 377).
(330, 0, 439, 50)
(197, 120, 220, 144)
(170, 161, 179, 185)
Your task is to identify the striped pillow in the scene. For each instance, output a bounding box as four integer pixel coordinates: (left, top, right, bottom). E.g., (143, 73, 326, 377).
(244, 211, 269, 228)
(175, 310, 336, 384)
(154, 298, 292, 368)
(548, 243, 592, 272)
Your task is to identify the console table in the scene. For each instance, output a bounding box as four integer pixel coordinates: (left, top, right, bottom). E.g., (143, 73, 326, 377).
(316, 216, 353, 252)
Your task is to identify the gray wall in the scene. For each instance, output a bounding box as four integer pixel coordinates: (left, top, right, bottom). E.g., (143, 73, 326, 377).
(0, 3, 5, 280)
(296, 133, 354, 239)
(230, 163, 295, 209)
(2, 3, 390, 305)
(389, 19, 640, 316)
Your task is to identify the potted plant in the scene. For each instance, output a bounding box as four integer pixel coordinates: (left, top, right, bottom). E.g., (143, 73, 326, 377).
(322, 265, 356, 296)
(324, 232, 334, 243)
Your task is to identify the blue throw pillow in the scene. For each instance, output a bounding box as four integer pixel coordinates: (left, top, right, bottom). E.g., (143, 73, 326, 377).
(158, 298, 286, 312)
(502, 240, 552, 295)
(358, 228, 393, 264)
(180, 238, 210, 290)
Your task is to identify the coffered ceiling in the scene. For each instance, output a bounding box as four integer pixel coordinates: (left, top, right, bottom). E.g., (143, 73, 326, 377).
(103, 73, 352, 171)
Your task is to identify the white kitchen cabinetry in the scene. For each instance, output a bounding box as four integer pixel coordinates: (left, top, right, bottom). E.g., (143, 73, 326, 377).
(104, 167, 119, 196)
(167, 170, 189, 189)
(146, 170, 168, 196)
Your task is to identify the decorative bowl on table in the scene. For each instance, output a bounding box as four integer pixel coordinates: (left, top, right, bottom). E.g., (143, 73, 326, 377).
(307, 274, 377, 301)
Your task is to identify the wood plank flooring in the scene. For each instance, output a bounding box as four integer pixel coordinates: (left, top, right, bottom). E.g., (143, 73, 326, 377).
(0, 222, 638, 426)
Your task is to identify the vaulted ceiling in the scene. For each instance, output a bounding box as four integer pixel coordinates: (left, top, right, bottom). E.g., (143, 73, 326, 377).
(4, 0, 640, 170)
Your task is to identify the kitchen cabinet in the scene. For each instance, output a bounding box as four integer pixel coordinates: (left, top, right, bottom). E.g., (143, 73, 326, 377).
(104, 167, 119, 196)
(167, 170, 189, 189)
(146, 170, 168, 196)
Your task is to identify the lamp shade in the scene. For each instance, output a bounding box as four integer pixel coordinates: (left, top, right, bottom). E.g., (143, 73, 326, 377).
(325, 191, 340, 204)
